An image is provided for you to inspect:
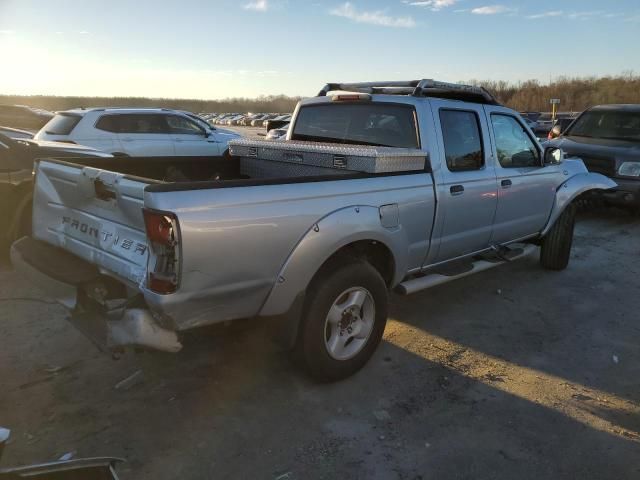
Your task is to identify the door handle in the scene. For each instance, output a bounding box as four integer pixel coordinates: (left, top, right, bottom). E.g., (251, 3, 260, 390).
(450, 185, 465, 196)
(121, 137, 133, 142)
(501, 179, 513, 188)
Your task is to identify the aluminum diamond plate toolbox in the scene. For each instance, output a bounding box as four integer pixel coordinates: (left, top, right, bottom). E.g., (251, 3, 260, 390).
(229, 139, 426, 174)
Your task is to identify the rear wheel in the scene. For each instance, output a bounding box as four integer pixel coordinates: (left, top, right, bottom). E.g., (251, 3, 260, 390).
(540, 203, 577, 271)
(295, 261, 388, 382)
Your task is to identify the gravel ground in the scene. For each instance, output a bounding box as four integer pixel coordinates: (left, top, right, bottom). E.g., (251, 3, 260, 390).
(0, 207, 639, 479)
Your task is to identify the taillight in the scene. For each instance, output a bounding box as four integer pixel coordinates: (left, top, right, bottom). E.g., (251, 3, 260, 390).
(143, 209, 175, 246)
(143, 208, 179, 294)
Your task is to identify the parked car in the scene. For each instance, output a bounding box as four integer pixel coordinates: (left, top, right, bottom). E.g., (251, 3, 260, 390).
(547, 117, 576, 139)
(0, 132, 112, 254)
(0, 126, 34, 139)
(252, 114, 279, 128)
(34, 108, 240, 157)
(546, 104, 640, 209)
(211, 113, 230, 125)
(0, 105, 53, 131)
(522, 117, 538, 130)
(520, 111, 542, 123)
(230, 115, 248, 126)
(265, 114, 292, 132)
(265, 123, 289, 140)
(239, 114, 260, 126)
(11, 79, 613, 381)
(534, 116, 554, 136)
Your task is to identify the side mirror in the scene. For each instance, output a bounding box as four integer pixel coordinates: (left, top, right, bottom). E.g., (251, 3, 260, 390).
(549, 125, 562, 139)
(544, 147, 564, 165)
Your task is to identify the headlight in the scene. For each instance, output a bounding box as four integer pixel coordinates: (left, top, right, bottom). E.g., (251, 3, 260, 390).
(618, 162, 640, 177)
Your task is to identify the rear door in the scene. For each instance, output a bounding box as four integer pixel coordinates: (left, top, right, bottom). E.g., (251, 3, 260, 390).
(32, 160, 151, 286)
(484, 107, 558, 243)
(429, 100, 498, 263)
(115, 114, 176, 156)
(165, 114, 220, 156)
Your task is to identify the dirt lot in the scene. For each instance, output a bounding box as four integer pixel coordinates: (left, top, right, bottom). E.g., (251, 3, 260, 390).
(1, 207, 639, 480)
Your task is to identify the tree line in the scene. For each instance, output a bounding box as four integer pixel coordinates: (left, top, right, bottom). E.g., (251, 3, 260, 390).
(2, 74, 639, 114)
(0, 94, 302, 115)
(470, 73, 640, 112)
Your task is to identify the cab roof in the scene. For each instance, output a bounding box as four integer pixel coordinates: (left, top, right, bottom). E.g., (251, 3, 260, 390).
(317, 79, 500, 105)
(589, 104, 640, 112)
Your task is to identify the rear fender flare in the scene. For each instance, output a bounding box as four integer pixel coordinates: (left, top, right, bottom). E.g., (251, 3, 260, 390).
(259, 206, 408, 317)
(541, 172, 616, 236)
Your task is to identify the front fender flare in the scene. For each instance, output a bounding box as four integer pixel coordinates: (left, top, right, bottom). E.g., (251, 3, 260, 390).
(541, 172, 616, 236)
(259, 205, 408, 317)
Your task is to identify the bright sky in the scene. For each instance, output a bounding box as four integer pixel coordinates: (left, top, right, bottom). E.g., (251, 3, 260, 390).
(1, 0, 639, 99)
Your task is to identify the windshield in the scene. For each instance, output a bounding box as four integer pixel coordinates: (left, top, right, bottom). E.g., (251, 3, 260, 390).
(291, 103, 420, 148)
(567, 110, 640, 141)
(42, 113, 82, 135)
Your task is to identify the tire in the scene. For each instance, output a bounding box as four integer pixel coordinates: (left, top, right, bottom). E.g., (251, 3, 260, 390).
(540, 203, 577, 271)
(295, 260, 388, 382)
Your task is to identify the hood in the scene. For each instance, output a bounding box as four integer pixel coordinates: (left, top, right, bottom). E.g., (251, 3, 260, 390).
(547, 135, 640, 161)
(213, 127, 242, 138)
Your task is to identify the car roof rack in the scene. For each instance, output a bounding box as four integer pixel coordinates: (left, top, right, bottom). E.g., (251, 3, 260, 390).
(317, 79, 499, 105)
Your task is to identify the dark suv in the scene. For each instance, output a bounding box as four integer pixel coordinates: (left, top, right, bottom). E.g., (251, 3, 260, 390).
(0, 133, 111, 254)
(546, 104, 640, 209)
(0, 105, 53, 131)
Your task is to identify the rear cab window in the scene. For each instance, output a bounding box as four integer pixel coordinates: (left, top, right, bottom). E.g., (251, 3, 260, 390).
(291, 103, 420, 149)
(42, 113, 82, 135)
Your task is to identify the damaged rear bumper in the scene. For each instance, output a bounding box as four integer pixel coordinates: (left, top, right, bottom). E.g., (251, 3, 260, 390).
(10, 237, 182, 353)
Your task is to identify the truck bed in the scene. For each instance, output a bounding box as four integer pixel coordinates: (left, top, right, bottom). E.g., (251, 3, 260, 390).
(29, 151, 435, 329)
(56, 138, 429, 192)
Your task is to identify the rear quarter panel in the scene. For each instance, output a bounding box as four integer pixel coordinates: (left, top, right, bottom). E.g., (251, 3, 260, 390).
(144, 173, 435, 329)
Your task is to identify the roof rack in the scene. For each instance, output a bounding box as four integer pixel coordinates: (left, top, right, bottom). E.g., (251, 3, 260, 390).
(317, 79, 499, 105)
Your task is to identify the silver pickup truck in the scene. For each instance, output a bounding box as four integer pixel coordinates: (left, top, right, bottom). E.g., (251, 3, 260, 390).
(11, 80, 615, 381)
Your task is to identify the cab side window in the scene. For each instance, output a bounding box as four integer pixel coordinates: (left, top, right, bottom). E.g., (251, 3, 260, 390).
(165, 115, 203, 135)
(439, 110, 484, 172)
(491, 114, 540, 168)
(95, 115, 119, 133)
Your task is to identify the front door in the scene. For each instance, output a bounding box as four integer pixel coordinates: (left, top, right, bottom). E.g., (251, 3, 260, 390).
(166, 114, 220, 156)
(429, 100, 498, 263)
(115, 114, 176, 156)
(484, 107, 558, 244)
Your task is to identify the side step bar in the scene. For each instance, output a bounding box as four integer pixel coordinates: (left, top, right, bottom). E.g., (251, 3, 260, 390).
(396, 244, 538, 296)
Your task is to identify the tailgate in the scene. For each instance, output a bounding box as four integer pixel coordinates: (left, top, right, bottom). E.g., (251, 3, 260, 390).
(32, 159, 151, 287)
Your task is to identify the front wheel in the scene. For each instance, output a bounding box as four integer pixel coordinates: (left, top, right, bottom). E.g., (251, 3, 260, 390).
(540, 203, 577, 271)
(295, 261, 388, 382)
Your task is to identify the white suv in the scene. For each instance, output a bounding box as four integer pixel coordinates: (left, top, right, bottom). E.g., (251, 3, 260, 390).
(34, 108, 241, 157)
